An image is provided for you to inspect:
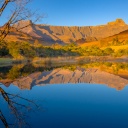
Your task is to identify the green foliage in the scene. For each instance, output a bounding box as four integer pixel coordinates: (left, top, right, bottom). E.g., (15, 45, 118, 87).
(78, 46, 104, 56)
(7, 65, 23, 79)
(0, 41, 9, 56)
(62, 65, 77, 71)
(103, 48, 114, 55)
(114, 49, 128, 57)
(8, 42, 22, 59)
(7, 41, 36, 59)
(0, 40, 128, 59)
(104, 62, 112, 67)
(20, 42, 36, 58)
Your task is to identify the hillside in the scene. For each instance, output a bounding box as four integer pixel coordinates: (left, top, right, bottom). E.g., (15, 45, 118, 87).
(81, 29, 128, 47)
(100, 29, 128, 45)
(4, 18, 128, 46)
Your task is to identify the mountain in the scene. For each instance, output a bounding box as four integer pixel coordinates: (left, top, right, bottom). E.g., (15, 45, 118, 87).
(100, 29, 128, 44)
(4, 19, 128, 45)
(81, 28, 128, 47)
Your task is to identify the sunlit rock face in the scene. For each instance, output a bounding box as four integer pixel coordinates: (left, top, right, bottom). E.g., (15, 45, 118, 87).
(107, 19, 126, 26)
(13, 68, 128, 90)
(12, 19, 128, 45)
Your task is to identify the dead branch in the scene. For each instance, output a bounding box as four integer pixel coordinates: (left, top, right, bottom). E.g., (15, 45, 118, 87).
(0, 86, 39, 128)
(0, 110, 9, 128)
(0, 0, 43, 42)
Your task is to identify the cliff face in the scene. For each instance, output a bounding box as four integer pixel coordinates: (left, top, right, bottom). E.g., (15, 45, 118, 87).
(11, 19, 128, 45)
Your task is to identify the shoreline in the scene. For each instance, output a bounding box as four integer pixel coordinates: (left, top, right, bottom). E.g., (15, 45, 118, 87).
(0, 56, 128, 66)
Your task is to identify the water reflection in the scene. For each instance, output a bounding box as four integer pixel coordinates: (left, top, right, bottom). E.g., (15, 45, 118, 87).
(1, 83, 128, 128)
(0, 62, 128, 90)
(11, 68, 128, 90)
(1, 62, 128, 128)
(0, 84, 40, 128)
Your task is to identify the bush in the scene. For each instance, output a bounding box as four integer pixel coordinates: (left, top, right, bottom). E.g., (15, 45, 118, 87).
(103, 48, 114, 55)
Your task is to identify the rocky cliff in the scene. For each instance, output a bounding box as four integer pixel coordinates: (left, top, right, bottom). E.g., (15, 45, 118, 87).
(11, 19, 128, 45)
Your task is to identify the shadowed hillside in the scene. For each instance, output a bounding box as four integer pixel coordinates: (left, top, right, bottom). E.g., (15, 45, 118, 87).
(100, 29, 128, 44)
(81, 28, 128, 47)
(4, 19, 128, 45)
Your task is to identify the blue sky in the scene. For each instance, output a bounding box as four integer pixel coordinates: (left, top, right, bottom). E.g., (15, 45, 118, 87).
(1, 0, 128, 26)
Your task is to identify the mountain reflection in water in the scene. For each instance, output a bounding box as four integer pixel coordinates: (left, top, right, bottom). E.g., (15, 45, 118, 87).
(1, 83, 128, 128)
(0, 62, 128, 128)
(0, 62, 128, 90)
(12, 68, 128, 90)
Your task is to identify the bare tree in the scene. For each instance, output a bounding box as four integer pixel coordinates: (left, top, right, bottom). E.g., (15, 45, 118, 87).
(0, 1, 43, 127)
(0, 0, 42, 42)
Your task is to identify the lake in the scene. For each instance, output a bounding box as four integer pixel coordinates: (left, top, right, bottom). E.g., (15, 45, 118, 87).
(0, 61, 128, 128)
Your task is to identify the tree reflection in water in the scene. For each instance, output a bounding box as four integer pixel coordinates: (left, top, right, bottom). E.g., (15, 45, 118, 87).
(1, 62, 128, 127)
(0, 85, 40, 128)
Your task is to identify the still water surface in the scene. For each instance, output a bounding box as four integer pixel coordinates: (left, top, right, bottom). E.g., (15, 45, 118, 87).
(0, 62, 128, 128)
(1, 83, 128, 128)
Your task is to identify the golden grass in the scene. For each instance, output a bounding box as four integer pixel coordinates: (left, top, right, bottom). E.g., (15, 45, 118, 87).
(101, 45, 128, 51)
(80, 41, 100, 47)
(80, 30, 128, 48)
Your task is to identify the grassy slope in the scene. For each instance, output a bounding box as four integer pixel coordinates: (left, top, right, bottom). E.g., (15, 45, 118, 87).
(101, 45, 128, 51)
(80, 41, 100, 47)
(80, 30, 128, 50)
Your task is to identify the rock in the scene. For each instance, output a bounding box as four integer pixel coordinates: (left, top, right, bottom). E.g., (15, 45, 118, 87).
(11, 18, 128, 45)
(108, 19, 126, 26)
(14, 20, 33, 29)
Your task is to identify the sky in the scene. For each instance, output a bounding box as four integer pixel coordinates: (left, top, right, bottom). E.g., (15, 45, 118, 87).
(1, 0, 128, 26)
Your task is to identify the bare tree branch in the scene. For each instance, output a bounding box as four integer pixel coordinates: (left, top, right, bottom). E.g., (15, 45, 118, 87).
(0, 86, 40, 128)
(0, 0, 43, 42)
(0, 0, 10, 16)
(0, 110, 9, 128)
(0, 1, 44, 126)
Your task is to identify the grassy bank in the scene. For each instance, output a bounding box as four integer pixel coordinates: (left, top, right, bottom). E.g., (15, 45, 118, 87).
(0, 55, 128, 67)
